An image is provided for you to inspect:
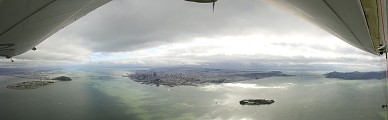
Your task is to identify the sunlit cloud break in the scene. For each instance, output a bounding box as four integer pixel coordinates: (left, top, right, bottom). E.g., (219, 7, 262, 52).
(201, 83, 295, 91)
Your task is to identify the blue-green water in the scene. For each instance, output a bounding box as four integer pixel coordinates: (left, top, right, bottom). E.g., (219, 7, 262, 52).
(0, 69, 385, 120)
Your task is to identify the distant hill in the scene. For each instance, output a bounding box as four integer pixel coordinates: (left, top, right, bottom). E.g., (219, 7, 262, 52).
(324, 71, 385, 80)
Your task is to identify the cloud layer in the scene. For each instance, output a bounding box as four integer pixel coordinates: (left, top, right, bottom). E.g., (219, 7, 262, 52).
(8, 0, 382, 71)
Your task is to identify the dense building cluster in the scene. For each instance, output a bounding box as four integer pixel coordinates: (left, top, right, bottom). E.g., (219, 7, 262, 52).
(128, 68, 292, 87)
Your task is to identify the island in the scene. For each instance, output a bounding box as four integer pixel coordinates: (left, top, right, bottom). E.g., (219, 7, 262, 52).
(239, 99, 275, 105)
(324, 71, 385, 80)
(126, 68, 293, 87)
(6, 76, 72, 90)
(7, 80, 56, 90)
(51, 76, 72, 81)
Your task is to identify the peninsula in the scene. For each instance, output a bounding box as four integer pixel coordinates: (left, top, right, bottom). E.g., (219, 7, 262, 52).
(126, 68, 293, 87)
(324, 71, 385, 80)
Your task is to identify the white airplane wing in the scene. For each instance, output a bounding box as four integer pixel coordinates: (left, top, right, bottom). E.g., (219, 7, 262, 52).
(268, 0, 384, 55)
(185, 0, 217, 3)
(0, 0, 111, 58)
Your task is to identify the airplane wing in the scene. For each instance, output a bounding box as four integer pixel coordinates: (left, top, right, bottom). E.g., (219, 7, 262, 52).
(185, 0, 217, 3)
(267, 0, 384, 55)
(1, 0, 382, 58)
(0, 0, 111, 59)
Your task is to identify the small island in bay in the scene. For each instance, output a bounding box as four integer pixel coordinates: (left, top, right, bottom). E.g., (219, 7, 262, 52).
(126, 68, 293, 87)
(239, 99, 275, 105)
(51, 76, 72, 81)
(324, 71, 385, 80)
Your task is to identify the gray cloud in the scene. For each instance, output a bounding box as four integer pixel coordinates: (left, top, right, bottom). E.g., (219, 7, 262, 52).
(16, 34, 91, 62)
(5, 0, 382, 71)
(58, 0, 323, 52)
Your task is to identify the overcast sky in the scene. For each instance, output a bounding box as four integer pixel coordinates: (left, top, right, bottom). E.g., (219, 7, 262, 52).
(9, 0, 383, 71)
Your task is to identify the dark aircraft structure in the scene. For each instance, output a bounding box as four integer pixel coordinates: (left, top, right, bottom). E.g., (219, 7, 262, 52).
(185, 0, 218, 12)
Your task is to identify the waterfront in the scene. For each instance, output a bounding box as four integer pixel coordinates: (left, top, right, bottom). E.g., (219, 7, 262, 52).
(0, 69, 385, 120)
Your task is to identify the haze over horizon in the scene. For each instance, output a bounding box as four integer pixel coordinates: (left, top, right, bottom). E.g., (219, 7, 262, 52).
(2, 0, 381, 71)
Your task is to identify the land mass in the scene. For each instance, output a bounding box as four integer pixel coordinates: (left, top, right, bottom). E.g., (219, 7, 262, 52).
(7, 76, 72, 90)
(52, 76, 72, 81)
(127, 68, 293, 87)
(239, 99, 275, 105)
(324, 71, 385, 80)
(7, 80, 56, 90)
